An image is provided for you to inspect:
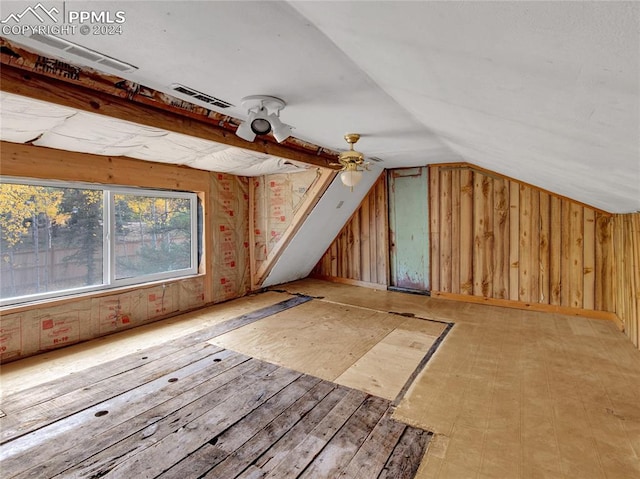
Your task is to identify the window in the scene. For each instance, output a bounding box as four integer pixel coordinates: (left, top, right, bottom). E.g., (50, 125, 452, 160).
(0, 178, 198, 306)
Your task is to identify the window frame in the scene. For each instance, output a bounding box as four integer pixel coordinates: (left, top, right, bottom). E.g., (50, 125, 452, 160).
(0, 176, 199, 307)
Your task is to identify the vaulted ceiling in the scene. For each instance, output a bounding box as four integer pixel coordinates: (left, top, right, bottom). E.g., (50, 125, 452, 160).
(1, 1, 638, 212)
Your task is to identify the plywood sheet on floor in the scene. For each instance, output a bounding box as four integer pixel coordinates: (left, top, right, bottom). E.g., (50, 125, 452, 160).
(209, 301, 447, 400)
(0, 344, 430, 479)
(280, 279, 640, 479)
(334, 322, 444, 399)
(276, 278, 473, 323)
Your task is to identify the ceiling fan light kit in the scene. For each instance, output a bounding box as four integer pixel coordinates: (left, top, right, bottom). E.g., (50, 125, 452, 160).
(336, 133, 369, 191)
(236, 95, 292, 143)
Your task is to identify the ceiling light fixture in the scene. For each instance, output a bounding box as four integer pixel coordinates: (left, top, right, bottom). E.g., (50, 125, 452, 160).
(236, 95, 292, 143)
(334, 133, 370, 191)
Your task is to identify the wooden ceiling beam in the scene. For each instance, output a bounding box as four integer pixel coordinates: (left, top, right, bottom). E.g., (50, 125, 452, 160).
(0, 62, 340, 171)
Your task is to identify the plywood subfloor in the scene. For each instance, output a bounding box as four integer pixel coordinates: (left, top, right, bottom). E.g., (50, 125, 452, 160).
(281, 279, 640, 479)
(210, 300, 448, 400)
(0, 306, 429, 479)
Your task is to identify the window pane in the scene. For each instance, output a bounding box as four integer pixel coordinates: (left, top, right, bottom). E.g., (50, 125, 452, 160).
(114, 194, 192, 279)
(0, 183, 104, 301)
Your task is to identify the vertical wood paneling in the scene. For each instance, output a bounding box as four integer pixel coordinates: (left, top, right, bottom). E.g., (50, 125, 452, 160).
(509, 181, 520, 301)
(460, 170, 474, 295)
(314, 164, 625, 340)
(530, 189, 540, 303)
(312, 174, 388, 286)
(339, 226, 348, 280)
(560, 199, 572, 308)
(569, 203, 584, 309)
(472, 174, 484, 297)
(345, 223, 352, 277)
(613, 216, 627, 337)
(610, 213, 640, 347)
(450, 171, 461, 294)
(549, 196, 562, 305)
(376, 177, 389, 285)
(483, 177, 494, 298)
(595, 213, 613, 312)
(352, 208, 361, 281)
(473, 174, 493, 297)
(519, 185, 532, 302)
(539, 192, 550, 304)
(583, 209, 596, 310)
(330, 241, 338, 277)
(322, 242, 331, 276)
(493, 178, 509, 299)
(360, 197, 371, 283)
(369, 191, 378, 284)
(426, 164, 616, 319)
(629, 213, 640, 347)
(440, 170, 452, 292)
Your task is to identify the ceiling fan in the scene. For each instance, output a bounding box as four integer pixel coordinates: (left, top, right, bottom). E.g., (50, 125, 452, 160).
(333, 133, 370, 190)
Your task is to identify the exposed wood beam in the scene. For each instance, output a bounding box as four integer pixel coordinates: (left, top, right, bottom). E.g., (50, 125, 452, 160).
(0, 141, 210, 191)
(1, 140, 215, 304)
(0, 63, 340, 171)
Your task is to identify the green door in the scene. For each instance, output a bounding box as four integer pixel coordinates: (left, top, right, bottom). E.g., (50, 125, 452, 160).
(388, 167, 430, 291)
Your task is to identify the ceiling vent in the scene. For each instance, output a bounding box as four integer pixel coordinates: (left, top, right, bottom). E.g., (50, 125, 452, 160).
(29, 34, 138, 72)
(171, 84, 233, 109)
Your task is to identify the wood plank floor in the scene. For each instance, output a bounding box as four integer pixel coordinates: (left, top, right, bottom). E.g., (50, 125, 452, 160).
(0, 298, 430, 479)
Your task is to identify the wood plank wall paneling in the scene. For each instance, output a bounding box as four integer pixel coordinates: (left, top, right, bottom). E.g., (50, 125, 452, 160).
(430, 165, 617, 315)
(493, 178, 510, 300)
(583, 209, 596, 310)
(439, 169, 452, 293)
(612, 213, 640, 348)
(311, 174, 388, 287)
(450, 171, 461, 294)
(539, 191, 551, 304)
(312, 163, 638, 349)
(595, 213, 615, 312)
(549, 196, 563, 305)
(459, 171, 474, 295)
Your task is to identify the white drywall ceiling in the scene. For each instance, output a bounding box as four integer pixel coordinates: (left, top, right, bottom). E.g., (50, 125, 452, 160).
(1, 1, 639, 212)
(290, 1, 640, 213)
